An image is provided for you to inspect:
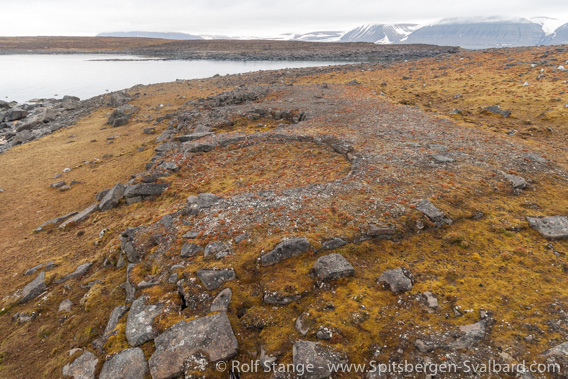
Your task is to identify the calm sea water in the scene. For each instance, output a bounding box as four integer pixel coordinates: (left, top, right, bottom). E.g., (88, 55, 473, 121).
(0, 55, 351, 103)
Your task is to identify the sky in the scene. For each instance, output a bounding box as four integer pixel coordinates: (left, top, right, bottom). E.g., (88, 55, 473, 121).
(0, 0, 567, 37)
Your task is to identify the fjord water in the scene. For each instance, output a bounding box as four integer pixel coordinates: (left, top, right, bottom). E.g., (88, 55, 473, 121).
(0, 55, 347, 103)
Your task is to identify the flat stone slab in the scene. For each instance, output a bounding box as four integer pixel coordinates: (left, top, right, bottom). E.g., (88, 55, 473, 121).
(126, 296, 164, 346)
(35, 212, 78, 232)
(196, 269, 236, 291)
(377, 268, 413, 294)
(99, 348, 148, 379)
(148, 312, 238, 379)
(542, 342, 568, 357)
(261, 237, 311, 267)
(55, 262, 92, 284)
(181, 242, 203, 258)
(59, 204, 99, 228)
(124, 183, 169, 198)
(527, 216, 568, 240)
(501, 171, 527, 189)
(416, 200, 452, 226)
(204, 241, 233, 260)
(313, 253, 354, 281)
(99, 183, 125, 211)
(92, 305, 129, 351)
(62, 351, 98, 379)
(320, 237, 347, 251)
(19, 272, 46, 304)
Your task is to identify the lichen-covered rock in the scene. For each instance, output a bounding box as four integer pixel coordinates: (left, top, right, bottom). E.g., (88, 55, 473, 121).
(125, 296, 163, 347)
(416, 200, 452, 226)
(196, 269, 236, 291)
(99, 348, 148, 379)
(320, 237, 347, 251)
(62, 351, 98, 379)
(148, 312, 238, 379)
(55, 262, 92, 284)
(527, 216, 568, 240)
(180, 242, 202, 258)
(292, 341, 346, 379)
(313, 253, 354, 281)
(124, 183, 169, 198)
(92, 305, 129, 352)
(261, 237, 311, 267)
(377, 268, 413, 294)
(59, 203, 99, 228)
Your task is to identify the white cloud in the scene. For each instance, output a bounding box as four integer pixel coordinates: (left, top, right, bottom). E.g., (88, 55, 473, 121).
(0, 0, 566, 36)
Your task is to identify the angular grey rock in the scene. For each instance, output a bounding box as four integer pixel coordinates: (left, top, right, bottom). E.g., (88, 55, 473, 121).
(196, 268, 236, 291)
(40, 107, 58, 123)
(158, 161, 179, 172)
(99, 183, 125, 211)
(96, 189, 110, 201)
(293, 341, 346, 379)
(99, 348, 148, 379)
(11, 130, 33, 145)
(527, 216, 568, 240)
(92, 305, 129, 352)
(210, 288, 232, 312)
(204, 241, 233, 260)
(24, 263, 45, 276)
(55, 262, 92, 284)
(19, 272, 46, 304)
(316, 327, 333, 340)
(177, 278, 212, 311)
(501, 171, 527, 189)
(62, 351, 98, 379)
(377, 268, 413, 294)
(261, 237, 311, 267)
(234, 233, 248, 244)
(108, 92, 130, 107)
(181, 242, 203, 258)
(0, 100, 10, 110)
(50, 181, 66, 188)
(148, 312, 238, 379)
(450, 319, 488, 350)
(124, 183, 169, 198)
(4, 108, 28, 122)
(484, 105, 511, 117)
(422, 292, 439, 309)
(295, 314, 313, 336)
(58, 299, 73, 312)
(416, 199, 452, 225)
(320, 237, 347, 251)
(59, 203, 100, 228)
(63, 95, 80, 102)
(187, 192, 224, 213)
(313, 253, 354, 281)
(124, 264, 137, 303)
(125, 296, 164, 347)
(35, 211, 78, 232)
(524, 153, 546, 163)
(542, 342, 568, 357)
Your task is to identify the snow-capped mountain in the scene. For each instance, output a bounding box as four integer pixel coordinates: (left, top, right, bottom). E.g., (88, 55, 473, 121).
(401, 17, 546, 49)
(276, 31, 345, 42)
(340, 24, 420, 44)
(542, 22, 568, 45)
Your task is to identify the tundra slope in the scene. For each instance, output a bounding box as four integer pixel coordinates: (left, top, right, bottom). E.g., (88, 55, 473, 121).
(0, 45, 568, 378)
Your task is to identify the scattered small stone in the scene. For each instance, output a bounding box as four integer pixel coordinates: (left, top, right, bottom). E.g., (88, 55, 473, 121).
(316, 327, 333, 340)
(432, 154, 455, 163)
(422, 292, 439, 309)
(377, 268, 414, 294)
(501, 171, 527, 189)
(542, 342, 568, 357)
(234, 233, 248, 244)
(58, 299, 73, 312)
(484, 105, 511, 117)
(50, 181, 66, 188)
(59, 204, 100, 228)
(295, 313, 313, 336)
(416, 199, 452, 226)
(59, 185, 71, 192)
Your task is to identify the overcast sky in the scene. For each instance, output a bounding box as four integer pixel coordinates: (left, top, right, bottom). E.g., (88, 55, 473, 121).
(1, 0, 567, 37)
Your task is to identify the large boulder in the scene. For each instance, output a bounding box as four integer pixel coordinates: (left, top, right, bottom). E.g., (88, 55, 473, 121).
(19, 272, 46, 304)
(62, 351, 98, 379)
(292, 341, 346, 379)
(99, 348, 148, 379)
(148, 312, 238, 379)
(261, 237, 311, 267)
(125, 296, 163, 347)
(4, 108, 28, 122)
(527, 216, 568, 240)
(313, 253, 354, 281)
